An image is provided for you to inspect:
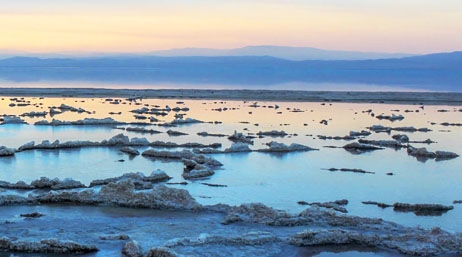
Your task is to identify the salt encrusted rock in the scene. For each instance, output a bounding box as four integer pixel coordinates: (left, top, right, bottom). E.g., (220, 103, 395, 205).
(225, 142, 252, 152)
(164, 231, 279, 247)
(30, 180, 200, 210)
(0, 116, 27, 125)
(376, 114, 404, 121)
(349, 130, 371, 137)
(183, 163, 215, 179)
(120, 147, 140, 155)
(257, 141, 316, 152)
(129, 137, 150, 146)
(193, 142, 252, 154)
(122, 240, 143, 257)
(166, 130, 188, 136)
(392, 202, 454, 216)
(407, 146, 459, 160)
(342, 142, 383, 153)
(169, 117, 202, 125)
(0, 146, 15, 156)
(89, 170, 171, 187)
(31, 177, 85, 190)
(99, 234, 130, 240)
(392, 134, 410, 142)
(358, 139, 405, 148)
(20, 111, 47, 117)
(257, 130, 288, 137)
(142, 149, 222, 167)
(228, 131, 254, 144)
(107, 133, 130, 145)
(126, 127, 162, 134)
(0, 180, 34, 190)
(17, 141, 35, 151)
(145, 247, 179, 257)
(34, 117, 123, 126)
(0, 237, 98, 254)
(297, 200, 349, 213)
(368, 125, 392, 133)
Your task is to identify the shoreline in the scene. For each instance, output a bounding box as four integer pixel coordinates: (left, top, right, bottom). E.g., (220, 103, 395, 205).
(0, 87, 462, 105)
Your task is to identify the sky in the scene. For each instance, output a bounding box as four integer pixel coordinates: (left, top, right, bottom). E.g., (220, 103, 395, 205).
(0, 0, 461, 54)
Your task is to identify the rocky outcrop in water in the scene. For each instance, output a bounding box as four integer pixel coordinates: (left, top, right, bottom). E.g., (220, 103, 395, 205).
(297, 199, 349, 213)
(342, 142, 383, 154)
(120, 147, 141, 155)
(89, 170, 171, 188)
(35, 117, 125, 126)
(228, 131, 254, 145)
(0, 177, 85, 190)
(13, 134, 222, 153)
(0, 146, 15, 156)
(257, 141, 316, 153)
(122, 240, 143, 257)
(0, 116, 27, 125)
(407, 146, 459, 161)
(376, 114, 404, 121)
(0, 237, 98, 254)
(358, 139, 406, 148)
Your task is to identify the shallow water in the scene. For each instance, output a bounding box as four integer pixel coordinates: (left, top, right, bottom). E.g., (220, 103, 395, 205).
(1, 96, 461, 234)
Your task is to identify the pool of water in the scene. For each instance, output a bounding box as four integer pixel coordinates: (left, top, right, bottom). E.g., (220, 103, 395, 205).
(0, 96, 461, 233)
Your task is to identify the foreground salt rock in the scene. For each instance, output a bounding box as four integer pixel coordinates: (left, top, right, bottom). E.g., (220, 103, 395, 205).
(0, 237, 98, 254)
(122, 240, 143, 257)
(0, 177, 85, 190)
(289, 228, 458, 256)
(145, 247, 180, 257)
(256, 141, 316, 152)
(221, 203, 462, 256)
(0, 180, 201, 210)
(31, 177, 86, 190)
(163, 231, 279, 248)
(89, 170, 171, 188)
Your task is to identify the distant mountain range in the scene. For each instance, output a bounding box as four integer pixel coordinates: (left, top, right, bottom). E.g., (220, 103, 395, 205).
(0, 46, 413, 61)
(0, 51, 460, 91)
(148, 46, 413, 61)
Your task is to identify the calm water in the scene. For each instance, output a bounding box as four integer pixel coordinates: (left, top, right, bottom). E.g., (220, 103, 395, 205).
(0, 96, 461, 233)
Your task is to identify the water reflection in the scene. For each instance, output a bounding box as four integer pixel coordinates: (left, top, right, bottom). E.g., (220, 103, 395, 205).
(0, 96, 461, 233)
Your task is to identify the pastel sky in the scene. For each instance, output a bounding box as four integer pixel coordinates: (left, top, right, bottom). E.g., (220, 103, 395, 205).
(1, 0, 461, 54)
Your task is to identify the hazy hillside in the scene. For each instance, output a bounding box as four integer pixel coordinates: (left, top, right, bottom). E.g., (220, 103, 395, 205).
(1, 46, 413, 61)
(150, 46, 412, 61)
(0, 52, 460, 91)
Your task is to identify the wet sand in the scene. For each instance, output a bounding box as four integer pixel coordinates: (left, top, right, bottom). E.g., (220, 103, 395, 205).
(0, 87, 462, 105)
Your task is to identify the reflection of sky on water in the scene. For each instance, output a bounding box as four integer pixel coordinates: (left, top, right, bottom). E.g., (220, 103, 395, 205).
(0, 96, 461, 232)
